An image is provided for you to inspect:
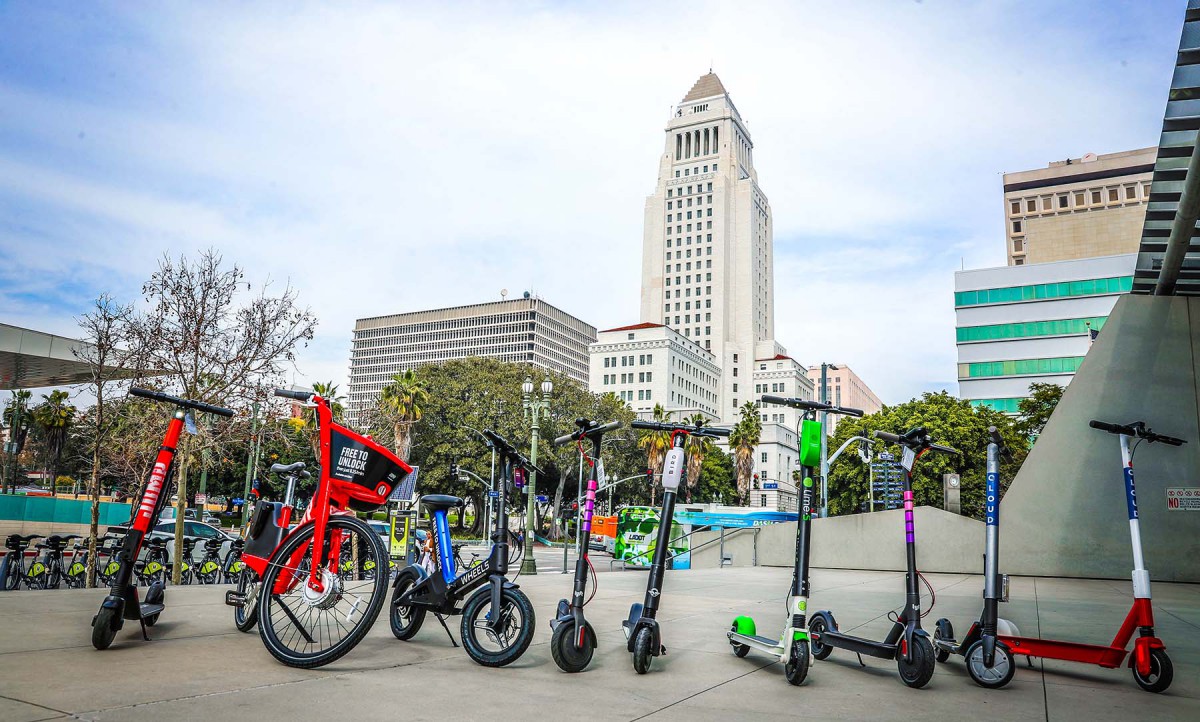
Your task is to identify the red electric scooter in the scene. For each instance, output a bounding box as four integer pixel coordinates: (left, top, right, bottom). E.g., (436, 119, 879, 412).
(998, 418, 1185, 693)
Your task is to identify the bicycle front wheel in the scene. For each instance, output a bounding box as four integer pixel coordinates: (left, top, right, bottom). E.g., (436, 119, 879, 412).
(257, 516, 388, 668)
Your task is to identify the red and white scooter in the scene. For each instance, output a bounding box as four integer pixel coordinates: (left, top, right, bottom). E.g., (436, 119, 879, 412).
(999, 418, 1185, 693)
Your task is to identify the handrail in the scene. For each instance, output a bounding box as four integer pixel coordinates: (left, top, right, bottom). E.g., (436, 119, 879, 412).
(607, 524, 760, 570)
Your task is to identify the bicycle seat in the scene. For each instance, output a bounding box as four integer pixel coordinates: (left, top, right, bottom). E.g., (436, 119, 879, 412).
(420, 494, 464, 514)
(271, 461, 309, 476)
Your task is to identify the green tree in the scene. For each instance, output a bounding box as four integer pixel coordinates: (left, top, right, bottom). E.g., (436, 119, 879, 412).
(1017, 382, 1064, 440)
(636, 404, 673, 505)
(694, 447, 738, 504)
(2, 390, 33, 493)
(31, 391, 77, 496)
(683, 412, 714, 503)
(728, 401, 762, 505)
(824, 391, 1028, 521)
(380, 369, 429, 461)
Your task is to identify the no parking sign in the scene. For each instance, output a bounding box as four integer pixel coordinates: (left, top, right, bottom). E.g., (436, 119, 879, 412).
(1166, 488, 1200, 511)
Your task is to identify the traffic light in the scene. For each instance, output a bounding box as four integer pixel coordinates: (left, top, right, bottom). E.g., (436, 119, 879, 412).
(450, 462, 459, 479)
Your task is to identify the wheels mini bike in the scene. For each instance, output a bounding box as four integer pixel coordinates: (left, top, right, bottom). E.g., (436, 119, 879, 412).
(728, 395, 862, 685)
(390, 429, 537, 668)
(808, 427, 958, 689)
(623, 419, 729, 674)
(932, 426, 1019, 688)
(996, 418, 1185, 693)
(549, 417, 623, 672)
(91, 388, 234, 650)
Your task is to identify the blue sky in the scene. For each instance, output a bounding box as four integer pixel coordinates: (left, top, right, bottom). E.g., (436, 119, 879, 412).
(0, 0, 1186, 404)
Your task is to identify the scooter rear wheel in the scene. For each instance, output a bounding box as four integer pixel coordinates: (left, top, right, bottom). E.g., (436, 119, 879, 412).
(632, 627, 654, 674)
(91, 606, 119, 650)
(933, 618, 953, 663)
(897, 635, 936, 689)
(808, 615, 833, 661)
(784, 639, 810, 686)
(234, 569, 259, 632)
(965, 639, 1015, 689)
(1132, 648, 1173, 693)
(729, 623, 750, 658)
(550, 619, 595, 673)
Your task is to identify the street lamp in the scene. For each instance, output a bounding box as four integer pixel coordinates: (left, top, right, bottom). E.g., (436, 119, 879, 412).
(819, 363, 840, 518)
(521, 374, 552, 574)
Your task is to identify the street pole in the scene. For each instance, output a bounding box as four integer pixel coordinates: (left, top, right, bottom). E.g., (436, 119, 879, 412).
(241, 401, 260, 526)
(521, 374, 552, 575)
(819, 363, 829, 518)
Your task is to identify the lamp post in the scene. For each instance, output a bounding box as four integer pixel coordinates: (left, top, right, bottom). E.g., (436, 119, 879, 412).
(521, 374, 552, 575)
(240, 401, 260, 526)
(818, 363, 840, 518)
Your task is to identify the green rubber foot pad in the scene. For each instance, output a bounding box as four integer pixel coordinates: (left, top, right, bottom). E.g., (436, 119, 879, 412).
(793, 630, 808, 641)
(733, 616, 756, 636)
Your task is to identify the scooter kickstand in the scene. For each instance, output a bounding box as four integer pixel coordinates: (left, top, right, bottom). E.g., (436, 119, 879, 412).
(435, 613, 459, 648)
(139, 617, 151, 642)
(855, 652, 865, 667)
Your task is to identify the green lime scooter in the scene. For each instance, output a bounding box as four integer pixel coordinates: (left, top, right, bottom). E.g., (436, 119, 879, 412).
(727, 395, 863, 684)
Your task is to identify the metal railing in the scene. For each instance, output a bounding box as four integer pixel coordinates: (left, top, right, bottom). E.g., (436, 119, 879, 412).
(608, 525, 760, 571)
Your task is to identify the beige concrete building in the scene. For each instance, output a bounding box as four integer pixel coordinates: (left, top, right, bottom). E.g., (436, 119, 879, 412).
(347, 296, 595, 426)
(639, 72, 780, 416)
(805, 364, 884, 434)
(1003, 147, 1155, 266)
(589, 322, 721, 420)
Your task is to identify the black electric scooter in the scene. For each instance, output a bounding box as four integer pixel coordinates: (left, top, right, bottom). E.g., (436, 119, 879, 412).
(623, 419, 729, 674)
(549, 417, 623, 672)
(932, 426, 1019, 687)
(808, 427, 958, 688)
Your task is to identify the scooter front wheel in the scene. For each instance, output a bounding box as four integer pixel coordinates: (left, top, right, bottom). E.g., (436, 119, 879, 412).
(1132, 648, 1173, 693)
(460, 585, 535, 667)
(234, 569, 259, 632)
(965, 639, 1015, 689)
(897, 635, 936, 688)
(632, 627, 654, 674)
(784, 639, 810, 686)
(550, 618, 595, 673)
(91, 606, 119, 650)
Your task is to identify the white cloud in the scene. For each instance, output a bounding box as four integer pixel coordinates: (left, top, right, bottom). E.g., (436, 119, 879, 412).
(0, 0, 1180, 402)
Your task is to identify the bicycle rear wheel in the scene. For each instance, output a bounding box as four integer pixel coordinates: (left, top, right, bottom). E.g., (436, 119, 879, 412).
(257, 516, 388, 668)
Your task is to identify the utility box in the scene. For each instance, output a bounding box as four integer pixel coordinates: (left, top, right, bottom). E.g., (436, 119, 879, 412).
(943, 474, 961, 515)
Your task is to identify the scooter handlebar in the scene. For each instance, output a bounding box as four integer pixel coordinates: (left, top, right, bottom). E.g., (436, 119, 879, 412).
(130, 387, 235, 418)
(273, 388, 313, 402)
(553, 419, 623, 446)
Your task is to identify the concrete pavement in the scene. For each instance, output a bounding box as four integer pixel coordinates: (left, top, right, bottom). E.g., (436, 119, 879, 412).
(0, 567, 1197, 721)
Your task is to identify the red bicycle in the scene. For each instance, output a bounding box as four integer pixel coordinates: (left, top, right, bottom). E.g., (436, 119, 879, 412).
(91, 388, 235, 650)
(243, 389, 411, 668)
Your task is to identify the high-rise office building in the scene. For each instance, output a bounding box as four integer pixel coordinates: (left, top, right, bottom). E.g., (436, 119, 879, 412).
(638, 72, 779, 416)
(1003, 148, 1155, 266)
(348, 296, 596, 426)
(805, 364, 884, 434)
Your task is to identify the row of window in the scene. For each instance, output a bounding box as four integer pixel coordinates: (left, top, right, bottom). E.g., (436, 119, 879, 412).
(601, 372, 653, 385)
(969, 398, 1024, 414)
(958, 356, 1085, 379)
(954, 276, 1132, 307)
(665, 252, 713, 265)
(1008, 181, 1150, 220)
(666, 194, 712, 210)
(755, 382, 789, 394)
(602, 354, 653, 368)
(956, 316, 1107, 343)
(667, 182, 713, 199)
(666, 234, 712, 248)
(667, 220, 714, 236)
(666, 208, 713, 222)
(615, 389, 654, 402)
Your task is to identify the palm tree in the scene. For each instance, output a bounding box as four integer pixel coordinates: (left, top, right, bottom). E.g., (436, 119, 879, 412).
(379, 369, 428, 461)
(306, 382, 345, 459)
(3, 390, 33, 494)
(728, 401, 762, 506)
(683, 413, 713, 503)
(32, 391, 76, 496)
(637, 404, 673, 505)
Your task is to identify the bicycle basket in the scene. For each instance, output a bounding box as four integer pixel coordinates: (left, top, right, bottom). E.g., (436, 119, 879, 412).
(325, 422, 413, 512)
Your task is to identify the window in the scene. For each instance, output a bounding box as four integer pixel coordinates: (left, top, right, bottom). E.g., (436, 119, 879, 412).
(1125, 185, 1136, 199)
(954, 276, 1132, 306)
(1040, 197, 1051, 210)
(1013, 238, 1023, 252)
(1108, 187, 1119, 202)
(761, 452, 768, 463)
(958, 356, 1086, 379)
(956, 316, 1107, 342)
(1012, 221, 1022, 233)
(1074, 192, 1085, 206)
(1026, 199, 1036, 212)
(1015, 258, 1024, 265)
(1010, 201, 1020, 214)
(1091, 190, 1101, 204)
(604, 358, 610, 368)
(1058, 195, 1068, 209)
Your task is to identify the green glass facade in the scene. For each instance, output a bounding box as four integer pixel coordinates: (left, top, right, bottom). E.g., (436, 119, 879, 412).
(957, 316, 1107, 343)
(958, 356, 1085, 379)
(969, 398, 1023, 414)
(954, 276, 1132, 307)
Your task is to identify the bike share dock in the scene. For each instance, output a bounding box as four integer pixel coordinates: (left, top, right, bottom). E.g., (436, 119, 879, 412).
(1, 566, 1197, 721)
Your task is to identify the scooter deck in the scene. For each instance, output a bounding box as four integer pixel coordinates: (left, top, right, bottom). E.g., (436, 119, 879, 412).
(730, 632, 782, 647)
(999, 635, 1128, 668)
(139, 602, 165, 617)
(819, 629, 897, 660)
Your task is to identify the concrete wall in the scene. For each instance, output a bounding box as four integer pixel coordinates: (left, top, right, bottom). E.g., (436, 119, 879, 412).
(689, 527, 759, 568)
(1002, 295, 1200, 582)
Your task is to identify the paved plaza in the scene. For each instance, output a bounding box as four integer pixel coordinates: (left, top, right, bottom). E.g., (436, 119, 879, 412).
(0, 566, 1197, 721)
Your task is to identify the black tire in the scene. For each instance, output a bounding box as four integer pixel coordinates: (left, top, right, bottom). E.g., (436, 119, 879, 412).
(257, 516, 388, 669)
(0, 556, 16, 591)
(729, 624, 750, 658)
(809, 615, 833, 661)
(550, 619, 595, 673)
(933, 619, 952, 663)
(1132, 648, 1173, 693)
(234, 568, 260, 632)
(197, 559, 221, 585)
(965, 639, 1015, 689)
(460, 586, 535, 667)
(632, 627, 654, 674)
(389, 571, 426, 640)
(91, 606, 119, 650)
(785, 639, 810, 686)
(897, 635, 936, 689)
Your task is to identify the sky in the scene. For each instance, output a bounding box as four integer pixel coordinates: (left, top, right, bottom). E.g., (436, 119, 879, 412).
(0, 0, 1186, 405)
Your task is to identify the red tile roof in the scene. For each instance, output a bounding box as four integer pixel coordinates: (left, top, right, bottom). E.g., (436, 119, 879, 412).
(600, 322, 664, 333)
(755, 354, 793, 361)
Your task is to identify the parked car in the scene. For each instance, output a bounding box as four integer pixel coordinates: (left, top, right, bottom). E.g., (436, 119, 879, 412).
(367, 520, 392, 547)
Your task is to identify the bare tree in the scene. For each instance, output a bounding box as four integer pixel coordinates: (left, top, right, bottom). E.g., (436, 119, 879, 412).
(74, 295, 136, 588)
(131, 250, 317, 584)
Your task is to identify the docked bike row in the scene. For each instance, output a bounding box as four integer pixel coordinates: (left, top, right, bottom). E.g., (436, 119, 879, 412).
(85, 387, 1186, 694)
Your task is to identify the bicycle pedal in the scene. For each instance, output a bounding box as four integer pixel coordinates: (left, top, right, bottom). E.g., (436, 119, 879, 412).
(660, 645, 667, 655)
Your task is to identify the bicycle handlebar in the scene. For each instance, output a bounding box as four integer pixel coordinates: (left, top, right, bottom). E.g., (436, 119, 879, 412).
(1090, 419, 1186, 446)
(553, 419, 624, 446)
(631, 420, 730, 437)
(760, 395, 864, 417)
(483, 429, 546, 475)
(873, 428, 959, 455)
(988, 426, 1013, 461)
(273, 388, 313, 402)
(129, 388, 235, 418)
